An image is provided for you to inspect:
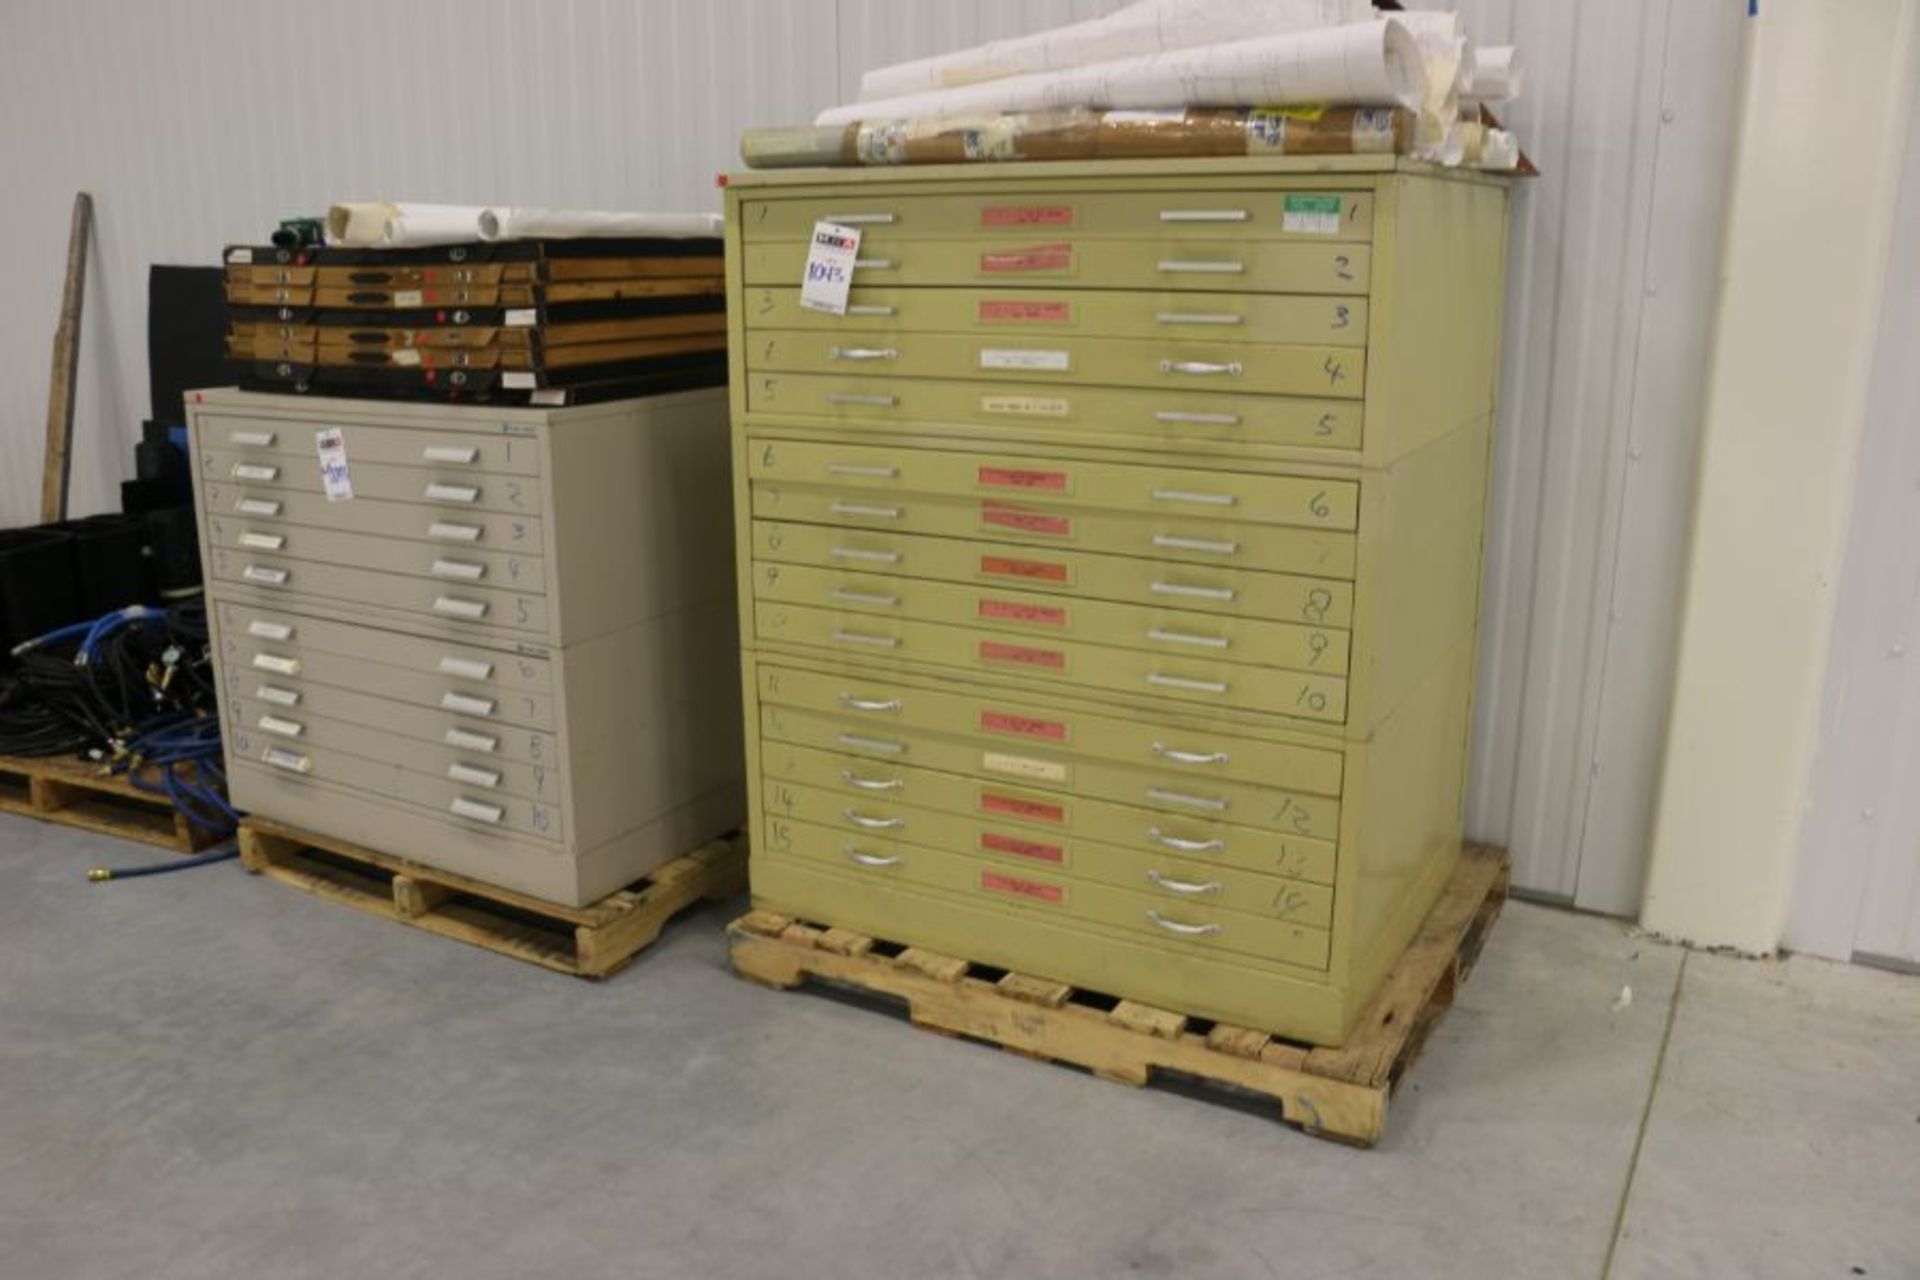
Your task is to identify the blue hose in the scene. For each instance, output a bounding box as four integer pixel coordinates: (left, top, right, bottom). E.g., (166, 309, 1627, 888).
(88, 841, 239, 882)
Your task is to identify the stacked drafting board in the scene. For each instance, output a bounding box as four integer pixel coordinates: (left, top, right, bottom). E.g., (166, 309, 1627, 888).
(222, 238, 728, 406)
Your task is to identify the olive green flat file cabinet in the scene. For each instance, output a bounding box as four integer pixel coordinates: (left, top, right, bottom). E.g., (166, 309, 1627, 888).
(725, 157, 1511, 1045)
(187, 387, 745, 907)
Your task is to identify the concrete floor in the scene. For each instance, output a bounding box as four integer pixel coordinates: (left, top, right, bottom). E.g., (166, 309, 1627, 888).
(2, 814, 1917, 1280)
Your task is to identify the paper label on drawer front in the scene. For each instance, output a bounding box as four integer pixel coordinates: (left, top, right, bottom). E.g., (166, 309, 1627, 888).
(980, 831, 1065, 864)
(1282, 194, 1343, 236)
(980, 394, 1071, 419)
(800, 221, 861, 316)
(981, 205, 1073, 228)
(981, 502, 1071, 537)
(980, 243, 1072, 274)
(980, 791, 1066, 825)
(393, 289, 425, 307)
(314, 428, 353, 502)
(982, 752, 1068, 784)
(979, 598, 1067, 628)
(979, 710, 1068, 743)
(980, 869, 1064, 905)
(979, 554, 1069, 585)
(979, 348, 1070, 373)
(978, 465, 1068, 492)
(979, 641, 1066, 671)
(979, 299, 1070, 324)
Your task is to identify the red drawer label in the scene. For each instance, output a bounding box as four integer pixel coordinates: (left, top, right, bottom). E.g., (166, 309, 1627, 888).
(979, 598, 1067, 627)
(981, 205, 1074, 228)
(981, 831, 1065, 864)
(982, 502, 1071, 537)
(979, 710, 1068, 742)
(981, 869, 1064, 904)
(980, 791, 1066, 824)
(979, 299, 1070, 323)
(979, 641, 1065, 671)
(980, 243, 1073, 273)
(980, 554, 1069, 584)
(978, 465, 1068, 492)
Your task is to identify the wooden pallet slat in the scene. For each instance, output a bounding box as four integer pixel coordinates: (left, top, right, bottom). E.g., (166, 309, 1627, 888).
(238, 816, 746, 979)
(0, 752, 225, 854)
(727, 844, 1509, 1146)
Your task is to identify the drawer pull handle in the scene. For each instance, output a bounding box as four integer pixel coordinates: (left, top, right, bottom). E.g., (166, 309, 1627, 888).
(242, 565, 289, 586)
(828, 346, 899, 362)
(235, 498, 282, 517)
(1159, 360, 1243, 378)
(1147, 786, 1228, 814)
(238, 532, 285, 552)
(257, 715, 304, 738)
(444, 728, 498, 753)
(833, 629, 899, 650)
(1146, 827, 1226, 853)
(845, 848, 903, 868)
(1159, 209, 1249, 223)
(827, 392, 898, 407)
(853, 257, 895, 270)
(441, 691, 496, 717)
(823, 213, 896, 225)
(1148, 627, 1229, 650)
(1155, 312, 1244, 326)
(1157, 259, 1245, 275)
(438, 656, 494, 680)
(826, 463, 899, 478)
(1152, 488, 1237, 507)
(829, 502, 902, 520)
(843, 808, 905, 831)
(837, 732, 905, 756)
(424, 482, 481, 504)
(1150, 580, 1237, 603)
(256, 684, 301, 707)
(433, 596, 488, 619)
(845, 304, 898, 317)
(450, 796, 504, 825)
(246, 619, 293, 641)
(230, 430, 277, 447)
(830, 545, 901, 564)
(422, 444, 480, 464)
(838, 692, 903, 712)
(232, 463, 279, 481)
(1152, 533, 1239, 557)
(1156, 410, 1242, 426)
(1150, 742, 1230, 766)
(1146, 870, 1222, 896)
(262, 747, 312, 775)
(428, 521, 484, 543)
(447, 763, 501, 789)
(830, 588, 901, 608)
(251, 653, 301, 676)
(1147, 672, 1229, 694)
(839, 770, 904, 792)
(432, 558, 486, 581)
(1145, 910, 1223, 937)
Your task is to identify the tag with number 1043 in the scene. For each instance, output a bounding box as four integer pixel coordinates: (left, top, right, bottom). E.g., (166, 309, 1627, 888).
(799, 220, 860, 315)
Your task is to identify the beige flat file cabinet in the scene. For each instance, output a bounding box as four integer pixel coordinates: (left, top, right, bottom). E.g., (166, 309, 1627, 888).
(726, 157, 1511, 1045)
(188, 387, 745, 906)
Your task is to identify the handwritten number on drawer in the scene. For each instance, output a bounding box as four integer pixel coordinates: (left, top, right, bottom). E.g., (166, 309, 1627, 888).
(507, 481, 524, 508)
(1323, 357, 1345, 387)
(529, 734, 545, 763)
(1315, 413, 1336, 437)
(770, 820, 793, 850)
(762, 444, 777, 469)
(512, 522, 527, 543)
(1273, 797, 1312, 834)
(1296, 686, 1328, 714)
(516, 598, 531, 625)
(1307, 491, 1331, 520)
(1333, 305, 1351, 330)
(1307, 633, 1329, 666)
(1334, 254, 1354, 281)
(1302, 588, 1333, 623)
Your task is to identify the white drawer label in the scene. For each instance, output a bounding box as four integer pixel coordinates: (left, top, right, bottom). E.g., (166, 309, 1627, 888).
(980, 394, 1070, 418)
(980, 348, 1069, 372)
(981, 752, 1067, 784)
(316, 428, 353, 502)
(800, 221, 860, 316)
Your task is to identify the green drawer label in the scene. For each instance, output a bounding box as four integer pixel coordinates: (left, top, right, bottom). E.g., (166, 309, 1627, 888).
(1283, 194, 1342, 236)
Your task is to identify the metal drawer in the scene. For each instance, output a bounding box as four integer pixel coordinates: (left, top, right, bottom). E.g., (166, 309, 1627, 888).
(218, 637, 558, 733)
(212, 602, 553, 695)
(200, 447, 546, 517)
(751, 520, 1353, 628)
(750, 560, 1349, 676)
(227, 749, 561, 844)
(742, 238, 1370, 295)
(761, 739, 1335, 885)
(207, 518, 548, 596)
(207, 547, 550, 638)
(739, 190, 1375, 242)
(206, 415, 543, 477)
(745, 328, 1364, 400)
(201, 481, 546, 554)
(221, 674, 558, 771)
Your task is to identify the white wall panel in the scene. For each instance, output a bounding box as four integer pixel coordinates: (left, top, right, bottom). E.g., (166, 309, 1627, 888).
(0, 1, 1740, 911)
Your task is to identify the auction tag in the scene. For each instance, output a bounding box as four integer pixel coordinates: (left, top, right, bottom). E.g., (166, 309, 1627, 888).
(316, 428, 354, 502)
(800, 221, 861, 315)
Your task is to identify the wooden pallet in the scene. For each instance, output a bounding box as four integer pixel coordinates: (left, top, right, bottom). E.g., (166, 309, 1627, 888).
(729, 843, 1508, 1146)
(0, 752, 226, 854)
(238, 816, 748, 978)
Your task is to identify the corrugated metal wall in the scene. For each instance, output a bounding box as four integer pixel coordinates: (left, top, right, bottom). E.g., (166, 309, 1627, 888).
(0, 0, 1743, 910)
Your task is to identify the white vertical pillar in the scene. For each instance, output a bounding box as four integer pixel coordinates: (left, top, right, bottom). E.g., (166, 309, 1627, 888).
(1641, 0, 1920, 952)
